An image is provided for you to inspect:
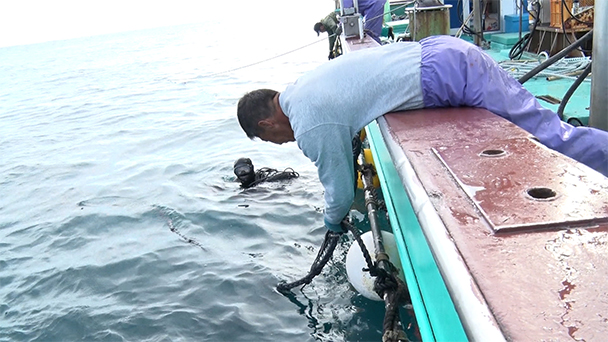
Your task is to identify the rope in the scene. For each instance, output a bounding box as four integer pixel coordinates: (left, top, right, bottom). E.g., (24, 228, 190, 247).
(517, 29, 593, 84)
(276, 229, 343, 293)
(247, 167, 299, 188)
(201, 1, 417, 79)
(275, 216, 406, 302)
(275, 171, 409, 340)
(499, 56, 591, 81)
(199, 38, 328, 79)
(360, 163, 386, 211)
(358, 163, 410, 342)
(342, 219, 411, 342)
(156, 206, 207, 251)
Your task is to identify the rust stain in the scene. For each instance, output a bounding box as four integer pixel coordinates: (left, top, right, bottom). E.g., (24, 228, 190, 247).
(559, 279, 576, 300)
(568, 325, 580, 339)
(558, 280, 580, 340)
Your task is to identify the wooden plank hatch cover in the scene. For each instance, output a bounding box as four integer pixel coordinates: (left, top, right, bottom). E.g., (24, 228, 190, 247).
(384, 107, 608, 233)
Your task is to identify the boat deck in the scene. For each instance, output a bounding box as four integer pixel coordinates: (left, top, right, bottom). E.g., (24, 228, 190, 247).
(378, 107, 608, 340)
(343, 35, 608, 340)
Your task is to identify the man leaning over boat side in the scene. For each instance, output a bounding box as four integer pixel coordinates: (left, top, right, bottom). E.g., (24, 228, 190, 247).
(314, 11, 342, 60)
(236, 35, 608, 233)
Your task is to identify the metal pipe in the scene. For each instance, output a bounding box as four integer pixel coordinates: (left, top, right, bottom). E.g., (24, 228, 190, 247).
(358, 152, 406, 338)
(358, 154, 390, 272)
(358, 14, 365, 41)
(519, 0, 523, 40)
(589, 0, 608, 131)
(473, 0, 482, 46)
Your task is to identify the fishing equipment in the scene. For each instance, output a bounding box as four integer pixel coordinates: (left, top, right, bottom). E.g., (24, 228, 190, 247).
(356, 149, 380, 189)
(356, 160, 411, 342)
(518, 29, 593, 83)
(345, 230, 404, 301)
(276, 229, 343, 293)
(340, 0, 364, 41)
(233, 157, 299, 188)
(276, 152, 411, 341)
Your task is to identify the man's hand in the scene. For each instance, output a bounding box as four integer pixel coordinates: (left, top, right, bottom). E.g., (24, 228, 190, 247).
(335, 26, 343, 36)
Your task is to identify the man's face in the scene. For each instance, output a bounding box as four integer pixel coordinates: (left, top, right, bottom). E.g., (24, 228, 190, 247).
(257, 125, 294, 145)
(256, 93, 295, 145)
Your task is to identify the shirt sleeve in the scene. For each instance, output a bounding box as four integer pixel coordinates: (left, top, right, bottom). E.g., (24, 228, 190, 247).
(297, 123, 355, 225)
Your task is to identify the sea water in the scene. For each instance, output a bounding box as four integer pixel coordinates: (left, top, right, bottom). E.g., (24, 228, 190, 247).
(0, 1, 417, 341)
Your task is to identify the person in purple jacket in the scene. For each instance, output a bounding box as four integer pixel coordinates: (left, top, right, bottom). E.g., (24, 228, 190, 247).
(342, 0, 387, 43)
(236, 35, 608, 233)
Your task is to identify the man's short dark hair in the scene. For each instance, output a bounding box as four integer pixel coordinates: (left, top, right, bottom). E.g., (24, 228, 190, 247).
(314, 22, 322, 36)
(237, 89, 278, 139)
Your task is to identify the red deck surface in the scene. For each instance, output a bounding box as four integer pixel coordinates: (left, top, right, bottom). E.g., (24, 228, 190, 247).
(383, 108, 608, 341)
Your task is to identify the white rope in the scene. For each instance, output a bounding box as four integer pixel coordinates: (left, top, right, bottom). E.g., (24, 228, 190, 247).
(200, 1, 417, 79)
(199, 37, 329, 79)
(499, 57, 592, 81)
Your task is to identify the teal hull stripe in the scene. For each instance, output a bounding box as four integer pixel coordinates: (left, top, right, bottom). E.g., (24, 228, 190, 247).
(366, 122, 468, 342)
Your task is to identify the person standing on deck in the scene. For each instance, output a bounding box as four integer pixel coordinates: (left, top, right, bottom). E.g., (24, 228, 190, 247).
(342, 0, 387, 43)
(314, 11, 343, 60)
(236, 35, 608, 233)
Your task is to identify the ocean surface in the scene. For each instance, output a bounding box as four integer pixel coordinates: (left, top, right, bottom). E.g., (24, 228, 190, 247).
(0, 1, 416, 341)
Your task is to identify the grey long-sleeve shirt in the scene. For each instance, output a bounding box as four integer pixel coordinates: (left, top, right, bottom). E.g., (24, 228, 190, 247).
(278, 42, 424, 225)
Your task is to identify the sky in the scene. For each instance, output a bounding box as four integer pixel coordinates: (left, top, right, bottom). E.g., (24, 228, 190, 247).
(0, 0, 225, 48)
(0, 0, 337, 48)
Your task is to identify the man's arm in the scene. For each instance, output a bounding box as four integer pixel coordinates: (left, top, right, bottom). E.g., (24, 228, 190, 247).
(298, 124, 355, 230)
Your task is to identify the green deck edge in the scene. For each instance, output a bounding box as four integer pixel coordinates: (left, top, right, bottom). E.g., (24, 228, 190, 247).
(365, 122, 468, 342)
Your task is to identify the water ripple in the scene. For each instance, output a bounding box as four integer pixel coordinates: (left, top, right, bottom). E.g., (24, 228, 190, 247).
(0, 6, 418, 341)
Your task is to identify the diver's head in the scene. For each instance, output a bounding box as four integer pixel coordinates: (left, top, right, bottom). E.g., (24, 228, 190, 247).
(234, 157, 255, 187)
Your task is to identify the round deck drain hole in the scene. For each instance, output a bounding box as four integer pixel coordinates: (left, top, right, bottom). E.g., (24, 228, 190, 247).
(526, 187, 558, 201)
(480, 149, 506, 157)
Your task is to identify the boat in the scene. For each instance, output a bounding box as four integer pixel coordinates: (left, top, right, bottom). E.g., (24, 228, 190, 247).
(335, 0, 608, 340)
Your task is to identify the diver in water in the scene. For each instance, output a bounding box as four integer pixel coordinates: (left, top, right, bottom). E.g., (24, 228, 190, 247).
(233, 157, 299, 188)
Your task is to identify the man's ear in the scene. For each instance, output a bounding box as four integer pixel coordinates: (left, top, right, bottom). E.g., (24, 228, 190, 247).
(258, 119, 274, 128)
